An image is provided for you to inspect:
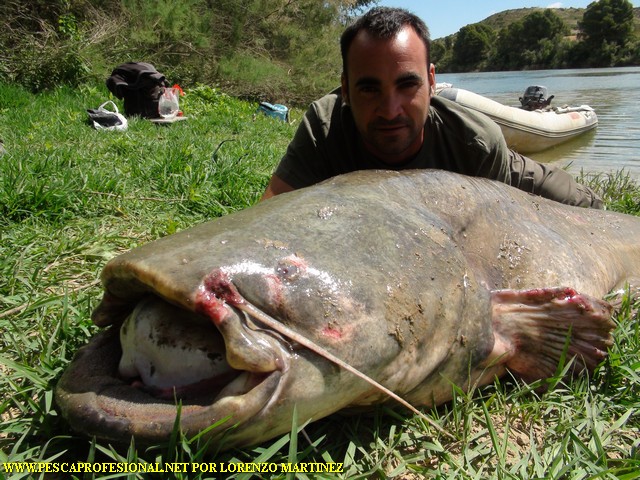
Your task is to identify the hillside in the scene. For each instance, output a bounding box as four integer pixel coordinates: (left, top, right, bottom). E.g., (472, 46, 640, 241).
(432, 6, 640, 72)
(480, 7, 584, 36)
(466, 6, 640, 39)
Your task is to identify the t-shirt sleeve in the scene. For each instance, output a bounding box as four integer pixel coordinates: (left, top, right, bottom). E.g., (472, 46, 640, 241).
(427, 98, 511, 183)
(274, 99, 340, 189)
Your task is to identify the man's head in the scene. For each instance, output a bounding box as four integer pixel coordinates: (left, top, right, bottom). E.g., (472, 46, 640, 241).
(340, 7, 436, 165)
(340, 7, 431, 75)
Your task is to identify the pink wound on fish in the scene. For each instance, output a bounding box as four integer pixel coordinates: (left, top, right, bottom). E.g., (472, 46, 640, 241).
(203, 269, 245, 305)
(321, 326, 343, 339)
(519, 287, 589, 308)
(197, 269, 245, 324)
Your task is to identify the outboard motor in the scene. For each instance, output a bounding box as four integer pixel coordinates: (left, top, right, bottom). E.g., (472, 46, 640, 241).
(519, 85, 554, 111)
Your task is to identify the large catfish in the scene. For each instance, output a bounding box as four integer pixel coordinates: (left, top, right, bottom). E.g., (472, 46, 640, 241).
(56, 170, 640, 450)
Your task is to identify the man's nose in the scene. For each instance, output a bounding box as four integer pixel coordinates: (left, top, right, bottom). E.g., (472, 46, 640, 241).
(376, 91, 403, 119)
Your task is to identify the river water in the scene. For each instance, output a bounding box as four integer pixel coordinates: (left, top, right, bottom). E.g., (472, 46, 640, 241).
(437, 66, 640, 180)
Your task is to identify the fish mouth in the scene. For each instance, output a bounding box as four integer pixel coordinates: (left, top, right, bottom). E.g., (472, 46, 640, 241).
(119, 296, 290, 401)
(55, 280, 292, 447)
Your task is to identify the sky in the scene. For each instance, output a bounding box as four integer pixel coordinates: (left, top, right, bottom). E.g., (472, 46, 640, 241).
(376, 0, 640, 39)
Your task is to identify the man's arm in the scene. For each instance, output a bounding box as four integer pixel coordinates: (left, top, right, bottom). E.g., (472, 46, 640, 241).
(260, 91, 348, 202)
(260, 174, 295, 201)
(508, 150, 603, 209)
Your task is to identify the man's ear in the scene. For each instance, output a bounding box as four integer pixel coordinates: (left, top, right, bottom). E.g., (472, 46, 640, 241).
(341, 73, 349, 105)
(428, 63, 436, 95)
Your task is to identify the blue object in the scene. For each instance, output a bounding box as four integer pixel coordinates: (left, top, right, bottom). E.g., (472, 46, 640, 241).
(257, 102, 289, 122)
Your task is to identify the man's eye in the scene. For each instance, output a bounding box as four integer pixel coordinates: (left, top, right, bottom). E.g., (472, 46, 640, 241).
(399, 81, 421, 90)
(358, 86, 379, 94)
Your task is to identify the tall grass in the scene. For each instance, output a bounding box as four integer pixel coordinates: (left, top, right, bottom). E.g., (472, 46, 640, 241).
(1, 82, 639, 479)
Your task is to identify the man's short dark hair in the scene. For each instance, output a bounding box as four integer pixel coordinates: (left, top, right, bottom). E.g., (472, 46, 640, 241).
(340, 7, 431, 74)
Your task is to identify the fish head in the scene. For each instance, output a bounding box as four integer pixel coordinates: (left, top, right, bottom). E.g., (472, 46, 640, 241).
(56, 197, 406, 450)
(56, 171, 486, 450)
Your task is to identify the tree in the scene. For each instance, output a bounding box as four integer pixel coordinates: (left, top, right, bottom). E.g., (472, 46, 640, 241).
(209, 0, 377, 100)
(452, 24, 495, 71)
(430, 37, 454, 71)
(491, 9, 568, 70)
(579, 0, 635, 49)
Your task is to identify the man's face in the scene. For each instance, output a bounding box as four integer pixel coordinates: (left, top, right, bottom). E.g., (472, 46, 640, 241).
(342, 26, 435, 165)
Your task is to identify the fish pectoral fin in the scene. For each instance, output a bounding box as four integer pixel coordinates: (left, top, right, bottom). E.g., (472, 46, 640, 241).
(486, 287, 615, 383)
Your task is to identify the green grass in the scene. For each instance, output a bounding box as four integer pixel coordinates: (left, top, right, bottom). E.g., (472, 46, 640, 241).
(1, 82, 639, 479)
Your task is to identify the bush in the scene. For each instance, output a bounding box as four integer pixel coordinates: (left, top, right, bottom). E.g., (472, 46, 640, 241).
(0, 0, 365, 104)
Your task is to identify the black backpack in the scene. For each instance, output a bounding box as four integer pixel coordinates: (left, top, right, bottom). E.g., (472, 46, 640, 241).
(106, 62, 168, 118)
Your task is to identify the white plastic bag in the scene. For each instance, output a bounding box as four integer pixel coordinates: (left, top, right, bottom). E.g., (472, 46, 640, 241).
(87, 101, 128, 131)
(158, 87, 180, 119)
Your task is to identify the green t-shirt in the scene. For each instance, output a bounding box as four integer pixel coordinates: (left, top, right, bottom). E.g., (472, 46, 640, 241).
(274, 89, 602, 208)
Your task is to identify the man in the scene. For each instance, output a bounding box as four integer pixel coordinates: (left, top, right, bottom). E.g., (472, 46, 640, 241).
(261, 7, 602, 208)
